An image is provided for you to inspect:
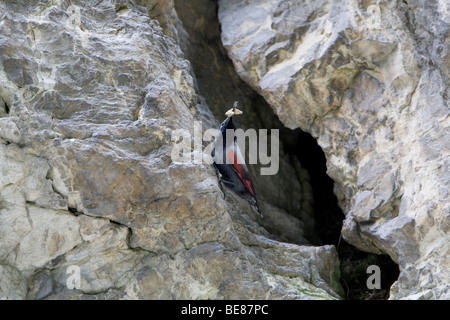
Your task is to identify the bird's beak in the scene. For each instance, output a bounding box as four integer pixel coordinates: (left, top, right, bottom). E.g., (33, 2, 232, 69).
(225, 108, 243, 117)
(225, 101, 243, 117)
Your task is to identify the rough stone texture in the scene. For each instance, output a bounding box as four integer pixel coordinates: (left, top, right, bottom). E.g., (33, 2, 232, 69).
(0, 0, 342, 299)
(219, 0, 449, 299)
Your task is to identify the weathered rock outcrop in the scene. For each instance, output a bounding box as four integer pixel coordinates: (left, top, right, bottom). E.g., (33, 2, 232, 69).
(0, 0, 342, 299)
(219, 0, 449, 299)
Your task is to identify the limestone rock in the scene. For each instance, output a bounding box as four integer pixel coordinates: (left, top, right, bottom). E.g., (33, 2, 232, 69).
(0, 0, 342, 300)
(219, 0, 449, 299)
(0, 264, 27, 300)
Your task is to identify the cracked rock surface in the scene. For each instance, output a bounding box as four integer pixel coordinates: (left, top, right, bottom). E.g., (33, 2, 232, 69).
(0, 0, 342, 299)
(219, 0, 449, 299)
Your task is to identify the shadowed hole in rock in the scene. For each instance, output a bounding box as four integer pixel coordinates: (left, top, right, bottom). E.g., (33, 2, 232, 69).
(68, 206, 81, 216)
(284, 128, 400, 300)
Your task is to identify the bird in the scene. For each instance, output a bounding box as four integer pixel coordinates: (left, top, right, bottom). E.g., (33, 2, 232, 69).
(211, 102, 261, 216)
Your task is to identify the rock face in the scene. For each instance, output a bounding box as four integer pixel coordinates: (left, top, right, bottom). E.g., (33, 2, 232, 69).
(219, 0, 449, 299)
(0, 1, 342, 299)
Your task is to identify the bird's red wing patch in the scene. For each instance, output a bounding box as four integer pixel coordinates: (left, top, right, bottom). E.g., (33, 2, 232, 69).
(227, 150, 256, 197)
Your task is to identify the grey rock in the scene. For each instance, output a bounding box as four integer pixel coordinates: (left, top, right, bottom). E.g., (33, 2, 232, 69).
(27, 270, 55, 300)
(0, 264, 27, 300)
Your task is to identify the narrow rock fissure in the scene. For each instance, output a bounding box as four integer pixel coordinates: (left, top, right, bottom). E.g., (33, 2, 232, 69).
(3, 101, 9, 114)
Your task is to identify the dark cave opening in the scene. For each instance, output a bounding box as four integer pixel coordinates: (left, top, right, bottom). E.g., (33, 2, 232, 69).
(286, 129, 344, 246)
(283, 128, 400, 300)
